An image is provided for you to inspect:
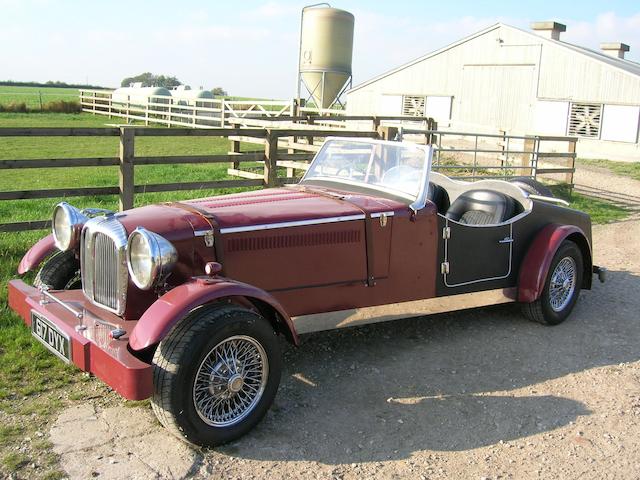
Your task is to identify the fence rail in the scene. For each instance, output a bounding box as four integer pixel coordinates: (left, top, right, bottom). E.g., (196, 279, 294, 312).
(401, 127, 577, 185)
(0, 122, 577, 233)
(0, 126, 379, 233)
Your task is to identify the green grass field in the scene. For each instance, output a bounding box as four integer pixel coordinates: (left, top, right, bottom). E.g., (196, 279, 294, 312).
(0, 86, 79, 109)
(0, 111, 631, 477)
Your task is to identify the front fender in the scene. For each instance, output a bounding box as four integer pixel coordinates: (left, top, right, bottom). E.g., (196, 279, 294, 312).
(18, 234, 56, 274)
(518, 224, 592, 303)
(128, 278, 299, 351)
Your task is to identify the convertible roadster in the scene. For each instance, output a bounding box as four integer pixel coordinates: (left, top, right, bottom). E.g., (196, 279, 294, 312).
(8, 138, 603, 446)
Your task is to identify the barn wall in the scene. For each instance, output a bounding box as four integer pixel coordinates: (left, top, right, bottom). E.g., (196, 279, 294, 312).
(346, 24, 640, 160)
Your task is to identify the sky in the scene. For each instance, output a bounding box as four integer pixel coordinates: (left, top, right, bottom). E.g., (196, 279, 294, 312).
(1, 0, 639, 98)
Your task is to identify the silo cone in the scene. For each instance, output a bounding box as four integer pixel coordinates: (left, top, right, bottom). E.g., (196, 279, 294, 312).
(300, 7, 354, 109)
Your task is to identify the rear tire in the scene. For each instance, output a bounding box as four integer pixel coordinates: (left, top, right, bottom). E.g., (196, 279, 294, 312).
(522, 241, 583, 325)
(510, 177, 554, 198)
(33, 250, 81, 290)
(151, 304, 281, 447)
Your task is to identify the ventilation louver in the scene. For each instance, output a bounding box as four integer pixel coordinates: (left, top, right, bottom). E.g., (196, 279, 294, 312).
(402, 95, 426, 117)
(568, 103, 602, 138)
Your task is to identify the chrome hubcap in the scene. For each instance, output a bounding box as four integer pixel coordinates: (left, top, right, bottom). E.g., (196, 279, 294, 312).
(193, 335, 268, 427)
(549, 257, 577, 312)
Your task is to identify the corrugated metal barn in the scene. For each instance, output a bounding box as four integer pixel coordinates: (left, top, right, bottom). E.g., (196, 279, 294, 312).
(346, 22, 640, 161)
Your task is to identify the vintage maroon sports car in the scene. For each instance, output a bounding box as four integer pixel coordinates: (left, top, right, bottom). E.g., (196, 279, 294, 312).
(8, 138, 605, 446)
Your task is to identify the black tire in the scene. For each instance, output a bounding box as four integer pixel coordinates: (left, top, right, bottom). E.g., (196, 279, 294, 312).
(510, 177, 554, 198)
(522, 241, 583, 325)
(33, 250, 81, 290)
(151, 304, 282, 447)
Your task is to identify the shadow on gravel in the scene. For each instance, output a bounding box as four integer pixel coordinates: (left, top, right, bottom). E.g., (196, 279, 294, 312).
(219, 270, 638, 464)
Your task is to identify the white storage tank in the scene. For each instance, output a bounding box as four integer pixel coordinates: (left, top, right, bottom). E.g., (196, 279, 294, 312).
(299, 6, 354, 109)
(112, 85, 171, 107)
(170, 86, 215, 106)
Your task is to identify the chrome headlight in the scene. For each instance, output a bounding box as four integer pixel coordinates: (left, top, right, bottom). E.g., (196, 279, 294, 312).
(126, 227, 178, 290)
(52, 202, 88, 251)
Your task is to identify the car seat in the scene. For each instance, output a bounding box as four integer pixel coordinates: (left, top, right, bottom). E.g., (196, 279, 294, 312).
(445, 190, 516, 225)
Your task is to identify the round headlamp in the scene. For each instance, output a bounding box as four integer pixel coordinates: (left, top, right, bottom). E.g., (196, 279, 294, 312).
(127, 227, 178, 290)
(52, 202, 88, 251)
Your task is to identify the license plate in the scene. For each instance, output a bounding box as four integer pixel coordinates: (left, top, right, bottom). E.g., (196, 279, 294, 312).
(31, 311, 72, 363)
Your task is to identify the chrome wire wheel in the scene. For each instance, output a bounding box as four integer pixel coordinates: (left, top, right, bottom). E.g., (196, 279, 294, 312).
(549, 256, 577, 312)
(193, 335, 268, 427)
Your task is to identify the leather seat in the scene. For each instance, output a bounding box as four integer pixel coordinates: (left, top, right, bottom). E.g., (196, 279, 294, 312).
(427, 183, 450, 214)
(445, 189, 516, 225)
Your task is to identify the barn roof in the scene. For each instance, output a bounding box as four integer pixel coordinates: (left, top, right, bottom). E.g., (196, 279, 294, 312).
(348, 22, 640, 94)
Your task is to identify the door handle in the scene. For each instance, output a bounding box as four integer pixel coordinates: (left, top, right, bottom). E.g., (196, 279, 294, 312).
(499, 236, 513, 244)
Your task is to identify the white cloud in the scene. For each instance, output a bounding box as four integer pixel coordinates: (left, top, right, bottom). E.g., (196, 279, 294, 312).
(564, 11, 640, 56)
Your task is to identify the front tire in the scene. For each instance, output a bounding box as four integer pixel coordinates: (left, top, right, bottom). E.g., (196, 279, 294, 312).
(522, 241, 583, 325)
(33, 250, 81, 290)
(151, 305, 282, 447)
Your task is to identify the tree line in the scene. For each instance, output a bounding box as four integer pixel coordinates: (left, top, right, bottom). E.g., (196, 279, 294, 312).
(121, 72, 227, 96)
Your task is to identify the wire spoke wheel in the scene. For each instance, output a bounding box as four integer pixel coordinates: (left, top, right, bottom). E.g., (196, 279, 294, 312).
(193, 335, 269, 427)
(549, 256, 577, 312)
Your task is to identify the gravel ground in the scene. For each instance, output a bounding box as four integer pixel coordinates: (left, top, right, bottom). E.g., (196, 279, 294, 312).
(49, 167, 640, 480)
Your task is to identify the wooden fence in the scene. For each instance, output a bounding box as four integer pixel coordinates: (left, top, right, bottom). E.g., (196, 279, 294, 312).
(78, 89, 437, 132)
(0, 126, 378, 233)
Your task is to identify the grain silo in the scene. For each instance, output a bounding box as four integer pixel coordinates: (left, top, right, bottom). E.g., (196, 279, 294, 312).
(297, 5, 354, 110)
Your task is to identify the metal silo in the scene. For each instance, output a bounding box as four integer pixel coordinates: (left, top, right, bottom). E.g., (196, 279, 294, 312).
(297, 5, 354, 110)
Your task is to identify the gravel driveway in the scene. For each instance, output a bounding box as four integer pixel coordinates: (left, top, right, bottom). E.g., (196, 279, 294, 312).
(49, 168, 640, 480)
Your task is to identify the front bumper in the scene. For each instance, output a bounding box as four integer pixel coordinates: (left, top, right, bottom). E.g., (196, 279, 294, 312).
(8, 280, 152, 400)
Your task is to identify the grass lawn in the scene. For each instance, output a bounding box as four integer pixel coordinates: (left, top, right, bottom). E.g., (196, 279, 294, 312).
(578, 158, 640, 182)
(0, 112, 264, 478)
(0, 112, 631, 478)
(0, 86, 79, 109)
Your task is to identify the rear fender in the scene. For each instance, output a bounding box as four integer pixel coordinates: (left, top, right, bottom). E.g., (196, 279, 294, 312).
(18, 234, 57, 274)
(128, 278, 299, 351)
(518, 224, 592, 303)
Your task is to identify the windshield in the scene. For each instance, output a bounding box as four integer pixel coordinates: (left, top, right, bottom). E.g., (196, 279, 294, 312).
(300, 139, 430, 201)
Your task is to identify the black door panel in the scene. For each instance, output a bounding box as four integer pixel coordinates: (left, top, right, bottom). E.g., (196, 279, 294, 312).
(443, 218, 513, 287)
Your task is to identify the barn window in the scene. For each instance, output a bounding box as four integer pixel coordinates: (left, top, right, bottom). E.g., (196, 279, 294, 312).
(568, 103, 602, 138)
(402, 95, 426, 116)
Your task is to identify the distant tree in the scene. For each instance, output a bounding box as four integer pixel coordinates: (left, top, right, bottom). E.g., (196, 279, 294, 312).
(120, 73, 182, 88)
(212, 87, 228, 97)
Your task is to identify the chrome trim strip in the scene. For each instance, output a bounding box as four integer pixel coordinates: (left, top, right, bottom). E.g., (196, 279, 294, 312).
(219, 214, 366, 234)
(193, 229, 214, 237)
(292, 288, 516, 334)
(370, 211, 395, 218)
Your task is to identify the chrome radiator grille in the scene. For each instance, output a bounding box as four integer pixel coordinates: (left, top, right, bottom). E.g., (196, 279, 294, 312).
(81, 216, 128, 315)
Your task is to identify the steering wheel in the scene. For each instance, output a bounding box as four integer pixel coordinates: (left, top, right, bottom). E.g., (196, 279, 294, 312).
(381, 165, 421, 189)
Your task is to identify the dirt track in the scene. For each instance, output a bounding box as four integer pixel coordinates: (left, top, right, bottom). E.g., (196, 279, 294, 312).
(50, 177, 640, 479)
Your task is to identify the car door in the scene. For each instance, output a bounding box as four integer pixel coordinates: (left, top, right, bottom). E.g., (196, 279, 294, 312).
(441, 217, 513, 287)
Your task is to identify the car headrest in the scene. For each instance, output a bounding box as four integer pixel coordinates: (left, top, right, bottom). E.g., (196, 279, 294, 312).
(427, 183, 450, 214)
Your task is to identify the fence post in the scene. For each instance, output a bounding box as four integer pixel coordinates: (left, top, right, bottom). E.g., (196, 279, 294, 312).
(119, 127, 135, 211)
(219, 98, 226, 127)
(372, 116, 381, 132)
(523, 136, 536, 178)
(229, 133, 241, 170)
(264, 130, 278, 187)
(306, 116, 315, 146)
(377, 125, 398, 141)
(566, 139, 576, 188)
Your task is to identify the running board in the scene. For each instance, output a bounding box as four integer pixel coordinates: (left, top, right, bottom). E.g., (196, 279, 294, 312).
(292, 287, 517, 334)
